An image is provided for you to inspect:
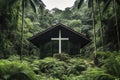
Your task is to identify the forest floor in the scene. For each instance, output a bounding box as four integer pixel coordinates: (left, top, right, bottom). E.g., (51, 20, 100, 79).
(0, 53, 118, 80)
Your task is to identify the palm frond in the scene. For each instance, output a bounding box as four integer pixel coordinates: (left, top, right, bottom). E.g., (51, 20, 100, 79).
(77, 0, 84, 9)
(29, 0, 36, 13)
(88, 0, 93, 8)
(38, 0, 46, 11)
(38, 0, 46, 7)
(103, 0, 112, 13)
(29, 0, 45, 13)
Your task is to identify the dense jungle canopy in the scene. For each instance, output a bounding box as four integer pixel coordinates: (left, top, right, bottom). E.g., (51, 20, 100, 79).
(0, 0, 120, 80)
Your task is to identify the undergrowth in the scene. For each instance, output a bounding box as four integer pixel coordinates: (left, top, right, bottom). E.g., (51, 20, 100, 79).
(0, 52, 120, 80)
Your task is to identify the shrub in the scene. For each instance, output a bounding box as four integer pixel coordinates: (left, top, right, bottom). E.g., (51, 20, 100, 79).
(53, 53, 70, 61)
(0, 60, 37, 80)
(81, 67, 115, 80)
(102, 54, 120, 78)
(66, 58, 88, 75)
(30, 57, 91, 80)
(38, 57, 68, 79)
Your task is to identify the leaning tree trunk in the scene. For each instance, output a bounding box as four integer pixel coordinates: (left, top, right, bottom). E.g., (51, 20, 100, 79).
(20, 0, 25, 60)
(113, 0, 120, 50)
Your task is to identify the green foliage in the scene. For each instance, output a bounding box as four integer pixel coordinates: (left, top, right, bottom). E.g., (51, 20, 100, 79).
(0, 0, 120, 57)
(81, 67, 115, 80)
(0, 0, 120, 80)
(30, 57, 67, 79)
(53, 53, 70, 61)
(92, 51, 120, 79)
(1, 53, 120, 80)
(66, 58, 88, 75)
(63, 66, 115, 80)
(0, 60, 37, 80)
(29, 57, 91, 80)
(101, 52, 120, 78)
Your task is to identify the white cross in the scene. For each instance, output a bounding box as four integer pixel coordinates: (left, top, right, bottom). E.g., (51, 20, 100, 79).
(51, 30, 69, 54)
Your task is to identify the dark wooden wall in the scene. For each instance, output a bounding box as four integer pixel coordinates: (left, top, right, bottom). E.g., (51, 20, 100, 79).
(39, 41, 81, 58)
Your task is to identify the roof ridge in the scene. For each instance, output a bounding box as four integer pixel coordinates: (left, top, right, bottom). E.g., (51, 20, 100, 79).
(28, 23, 90, 42)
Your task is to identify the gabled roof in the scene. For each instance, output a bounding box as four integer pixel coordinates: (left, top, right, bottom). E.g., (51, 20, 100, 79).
(28, 23, 90, 48)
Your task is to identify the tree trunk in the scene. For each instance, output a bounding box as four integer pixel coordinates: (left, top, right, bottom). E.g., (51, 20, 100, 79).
(97, 0, 104, 50)
(92, 0, 97, 56)
(20, 0, 25, 60)
(113, 0, 120, 50)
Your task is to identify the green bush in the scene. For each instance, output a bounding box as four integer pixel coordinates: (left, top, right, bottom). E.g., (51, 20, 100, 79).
(102, 54, 120, 78)
(30, 57, 90, 80)
(2, 53, 119, 80)
(37, 58, 68, 79)
(81, 67, 115, 80)
(53, 53, 70, 61)
(0, 60, 37, 80)
(66, 58, 88, 75)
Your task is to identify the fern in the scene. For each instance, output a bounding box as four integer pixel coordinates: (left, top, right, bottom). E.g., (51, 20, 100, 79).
(0, 60, 37, 80)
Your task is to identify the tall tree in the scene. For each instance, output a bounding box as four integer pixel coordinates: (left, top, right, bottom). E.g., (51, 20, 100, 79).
(103, 0, 120, 50)
(96, 0, 104, 50)
(0, 0, 20, 58)
(91, 0, 97, 56)
(20, 0, 45, 60)
(77, 0, 97, 56)
(113, 0, 120, 50)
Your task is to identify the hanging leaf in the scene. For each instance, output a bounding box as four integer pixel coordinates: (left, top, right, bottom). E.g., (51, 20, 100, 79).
(29, 0, 36, 13)
(88, 0, 93, 8)
(77, 0, 84, 9)
(38, 0, 46, 7)
(103, 0, 112, 13)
